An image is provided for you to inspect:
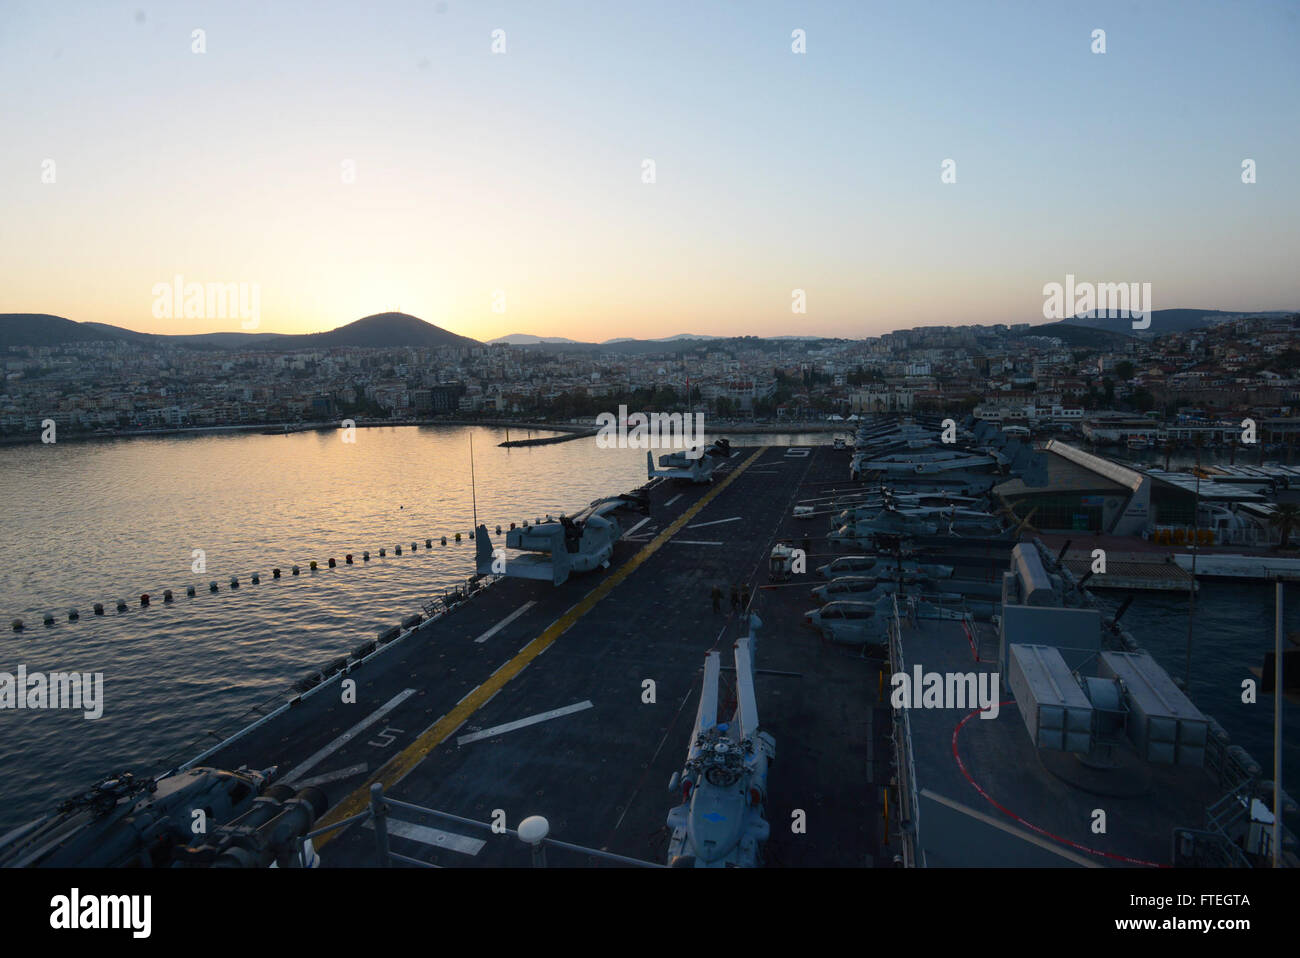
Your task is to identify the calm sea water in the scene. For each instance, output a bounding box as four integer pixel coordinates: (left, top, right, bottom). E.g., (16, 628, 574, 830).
(0, 427, 1293, 831)
(0, 426, 652, 827)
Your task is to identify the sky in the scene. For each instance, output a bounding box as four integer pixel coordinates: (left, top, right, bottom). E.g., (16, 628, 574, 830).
(1, 0, 1297, 342)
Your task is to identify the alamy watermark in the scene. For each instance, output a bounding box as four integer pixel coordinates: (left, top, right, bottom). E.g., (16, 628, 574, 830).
(0, 665, 103, 719)
(50, 889, 150, 938)
(595, 404, 707, 458)
(151, 274, 261, 329)
(1042, 273, 1152, 330)
(890, 665, 1000, 719)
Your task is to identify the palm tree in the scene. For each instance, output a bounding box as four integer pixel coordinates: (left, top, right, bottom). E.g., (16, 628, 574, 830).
(1270, 504, 1300, 549)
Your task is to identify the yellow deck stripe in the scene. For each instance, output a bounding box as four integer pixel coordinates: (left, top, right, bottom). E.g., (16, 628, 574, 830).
(313, 446, 768, 847)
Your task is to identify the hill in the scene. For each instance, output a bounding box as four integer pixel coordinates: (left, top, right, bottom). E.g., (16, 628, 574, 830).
(263, 313, 479, 349)
(0, 312, 480, 350)
(1017, 324, 1136, 349)
(1057, 308, 1293, 338)
(0, 314, 150, 348)
(488, 333, 581, 345)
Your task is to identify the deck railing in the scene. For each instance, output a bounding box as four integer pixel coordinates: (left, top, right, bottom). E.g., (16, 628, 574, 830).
(298, 782, 664, 868)
(886, 594, 921, 867)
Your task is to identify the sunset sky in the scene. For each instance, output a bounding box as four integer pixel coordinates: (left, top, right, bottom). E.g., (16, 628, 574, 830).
(1, 0, 1297, 342)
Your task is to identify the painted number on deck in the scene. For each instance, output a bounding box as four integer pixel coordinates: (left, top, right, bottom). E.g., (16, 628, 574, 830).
(368, 726, 404, 748)
(785, 448, 810, 458)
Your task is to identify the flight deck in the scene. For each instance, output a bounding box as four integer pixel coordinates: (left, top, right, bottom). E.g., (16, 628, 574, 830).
(197, 443, 892, 867)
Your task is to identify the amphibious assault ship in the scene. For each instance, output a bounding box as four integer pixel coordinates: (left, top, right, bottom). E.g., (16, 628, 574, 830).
(3, 417, 1294, 868)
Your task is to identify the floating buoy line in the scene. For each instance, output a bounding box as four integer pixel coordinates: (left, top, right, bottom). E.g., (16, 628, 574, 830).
(16, 517, 555, 771)
(153, 511, 561, 774)
(8, 521, 535, 634)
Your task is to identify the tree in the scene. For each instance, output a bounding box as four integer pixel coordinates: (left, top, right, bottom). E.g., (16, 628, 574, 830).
(1270, 504, 1300, 549)
(1131, 388, 1156, 412)
(1115, 360, 1135, 380)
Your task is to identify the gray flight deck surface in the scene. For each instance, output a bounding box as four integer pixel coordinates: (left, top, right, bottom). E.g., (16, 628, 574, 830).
(200, 444, 890, 866)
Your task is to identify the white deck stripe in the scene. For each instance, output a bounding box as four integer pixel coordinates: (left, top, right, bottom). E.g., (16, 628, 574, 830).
(669, 540, 725, 546)
(365, 818, 485, 856)
(624, 517, 650, 537)
(456, 700, 593, 746)
(293, 763, 369, 788)
(919, 788, 1098, 867)
(686, 516, 741, 529)
(474, 600, 536, 643)
(283, 689, 416, 784)
(665, 494, 683, 507)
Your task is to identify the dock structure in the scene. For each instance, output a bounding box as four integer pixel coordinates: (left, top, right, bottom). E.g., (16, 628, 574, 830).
(497, 428, 596, 448)
(1062, 557, 1196, 592)
(196, 443, 892, 867)
(1046, 532, 1299, 588)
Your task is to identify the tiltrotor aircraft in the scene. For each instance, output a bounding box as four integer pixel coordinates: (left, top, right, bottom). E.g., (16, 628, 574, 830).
(476, 490, 650, 586)
(647, 437, 732, 483)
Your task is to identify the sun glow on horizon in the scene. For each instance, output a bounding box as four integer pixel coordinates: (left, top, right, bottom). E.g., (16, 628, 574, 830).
(2, 2, 1297, 343)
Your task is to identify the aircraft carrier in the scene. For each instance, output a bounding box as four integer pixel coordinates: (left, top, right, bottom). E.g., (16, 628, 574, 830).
(4, 420, 1295, 868)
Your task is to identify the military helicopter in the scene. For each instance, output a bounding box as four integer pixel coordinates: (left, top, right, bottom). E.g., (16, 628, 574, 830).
(666, 614, 774, 867)
(810, 575, 959, 606)
(827, 507, 940, 545)
(815, 554, 954, 579)
(476, 490, 650, 586)
(647, 438, 732, 483)
(824, 490, 985, 530)
(0, 765, 324, 867)
(803, 599, 891, 647)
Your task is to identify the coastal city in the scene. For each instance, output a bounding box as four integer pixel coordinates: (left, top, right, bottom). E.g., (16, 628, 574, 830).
(4, 311, 1297, 454)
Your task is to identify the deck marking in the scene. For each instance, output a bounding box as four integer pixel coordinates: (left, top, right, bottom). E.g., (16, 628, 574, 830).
(293, 763, 369, 788)
(367, 726, 404, 749)
(456, 700, 593, 746)
(474, 601, 536, 644)
(664, 494, 683, 507)
(686, 516, 741, 529)
(670, 540, 725, 546)
(283, 688, 416, 785)
(364, 818, 485, 856)
(611, 690, 696, 835)
(624, 517, 650, 537)
(311, 447, 768, 848)
(919, 789, 1097, 867)
(950, 704, 1165, 867)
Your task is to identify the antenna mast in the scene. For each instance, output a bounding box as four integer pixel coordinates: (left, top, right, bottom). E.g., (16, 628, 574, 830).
(470, 431, 478, 533)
